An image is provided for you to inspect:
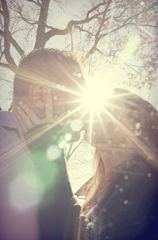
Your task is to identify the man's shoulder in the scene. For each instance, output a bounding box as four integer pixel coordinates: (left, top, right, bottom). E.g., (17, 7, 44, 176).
(0, 111, 19, 129)
(0, 111, 23, 145)
(0, 112, 31, 161)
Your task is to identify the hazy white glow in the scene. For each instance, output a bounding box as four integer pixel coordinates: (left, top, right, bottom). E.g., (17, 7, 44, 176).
(9, 172, 38, 211)
(70, 119, 82, 131)
(82, 84, 111, 112)
(47, 145, 62, 160)
(65, 133, 72, 141)
(58, 140, 66, 149)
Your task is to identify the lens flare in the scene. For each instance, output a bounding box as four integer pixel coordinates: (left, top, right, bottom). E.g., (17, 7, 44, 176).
(82, 84, 112, 112)
(58, 140, 66, 149)
(9, 172, 38, 211)
(47, 145, 62, 160)
(136, 24, 154, 38)
(70, 119, 82, 131)
(119, 36, 141, 63)
(65, 133, 72, 141)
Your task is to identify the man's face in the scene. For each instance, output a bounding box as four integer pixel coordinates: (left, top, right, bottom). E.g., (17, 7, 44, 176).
(49, 62, 86, 118)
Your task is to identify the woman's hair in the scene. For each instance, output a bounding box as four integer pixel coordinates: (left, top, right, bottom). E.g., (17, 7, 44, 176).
(82, 149, 119, 214)
(82, 88, 158, 214)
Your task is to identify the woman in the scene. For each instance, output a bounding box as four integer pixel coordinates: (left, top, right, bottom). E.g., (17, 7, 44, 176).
(18, 88, 158, 240)
(79, 88, 158, 240)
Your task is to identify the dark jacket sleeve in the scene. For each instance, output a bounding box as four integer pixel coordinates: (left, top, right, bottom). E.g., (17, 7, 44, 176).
(25, 123, 81, 240)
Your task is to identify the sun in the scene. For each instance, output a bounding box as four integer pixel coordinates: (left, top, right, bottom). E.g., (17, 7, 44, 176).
(82, 84, 112, 112)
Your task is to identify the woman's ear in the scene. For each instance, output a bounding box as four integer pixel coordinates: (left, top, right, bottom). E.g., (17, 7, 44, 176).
(29, 83, 46, 109)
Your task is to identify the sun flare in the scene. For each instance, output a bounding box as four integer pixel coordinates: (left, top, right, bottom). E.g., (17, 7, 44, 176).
(82, 84, 112, 112)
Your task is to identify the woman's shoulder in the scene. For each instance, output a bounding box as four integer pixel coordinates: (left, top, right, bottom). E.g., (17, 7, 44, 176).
(85, 155, 158, 239)
(87, 154, 158, 218)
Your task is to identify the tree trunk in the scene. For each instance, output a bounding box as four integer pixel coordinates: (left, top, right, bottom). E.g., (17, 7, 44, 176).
(1, 0, 17, 71)
(34, 0, 50, 49)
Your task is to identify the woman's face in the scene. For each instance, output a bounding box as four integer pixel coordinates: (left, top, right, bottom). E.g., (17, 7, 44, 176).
(94, 139, 137, 171)
(90, 113, 138, 171)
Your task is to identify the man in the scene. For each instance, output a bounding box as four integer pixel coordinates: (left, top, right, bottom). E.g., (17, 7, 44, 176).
(0, 48, 86, 240)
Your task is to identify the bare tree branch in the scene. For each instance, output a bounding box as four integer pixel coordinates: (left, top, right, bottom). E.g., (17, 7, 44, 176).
(128, 23, 158, 28)
(96, 2, 111, 39)
(17, 10, 38, 25)
(0, 50, 4, 61)
(27, 0, 42, 8)
(1, 0, 17, 71)
(0, 62, 12, 69)
(114, 6, 129, 19)
(0, 78, 13, 84)
(34, 0, 50, 49)
(0, 9, 3, 15)
(0, 0, 158, 89)
(9, 34, 24, 56)
(86, 0, 112, 58)
(0, 30, 24, 56)
(69, 29, 73, 51)
(44, 10, 105, 43)
(83, 0, 158, 59)
(86, 2, 108, 18)
(116, 55, 146, 77)
(123, 1, 158, 25)
(75, 25, 95, 36)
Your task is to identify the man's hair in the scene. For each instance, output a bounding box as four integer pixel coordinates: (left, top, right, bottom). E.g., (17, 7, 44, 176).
(13, 48, 86, 97)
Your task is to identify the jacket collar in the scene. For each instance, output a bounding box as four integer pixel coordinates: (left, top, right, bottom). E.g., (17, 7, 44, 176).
(0, 111, 24, 140)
